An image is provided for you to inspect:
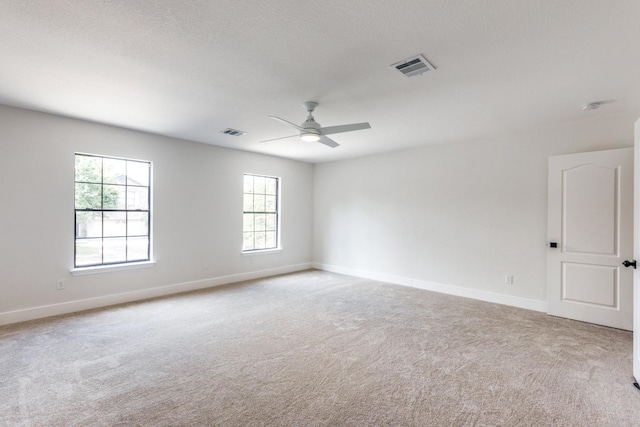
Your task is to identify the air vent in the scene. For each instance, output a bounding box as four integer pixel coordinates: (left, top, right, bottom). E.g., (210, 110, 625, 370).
(390, 54, 435, 78)
(221, 128, 246, 136)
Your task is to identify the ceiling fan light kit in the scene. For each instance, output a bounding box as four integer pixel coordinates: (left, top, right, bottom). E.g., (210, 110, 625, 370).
(300, 131, 320, 142)
(261, 101, 371, 148)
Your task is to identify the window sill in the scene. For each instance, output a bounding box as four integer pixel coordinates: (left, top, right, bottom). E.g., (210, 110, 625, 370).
(70, 260, 156, 276)
(242, 248, 282, 257)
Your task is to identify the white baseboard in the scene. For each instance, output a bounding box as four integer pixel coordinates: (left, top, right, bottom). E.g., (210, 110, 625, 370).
(0, 263, 312, 326)
(1, 262, 546, 326)
(312, 262, 547, 313)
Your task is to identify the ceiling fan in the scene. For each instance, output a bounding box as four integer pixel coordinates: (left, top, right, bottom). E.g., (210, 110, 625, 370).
(261, 101, 371, 148)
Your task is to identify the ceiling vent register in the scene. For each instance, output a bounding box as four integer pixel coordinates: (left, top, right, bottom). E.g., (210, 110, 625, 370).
(391, 54, 435, 78)
(221, 128, 246, 136)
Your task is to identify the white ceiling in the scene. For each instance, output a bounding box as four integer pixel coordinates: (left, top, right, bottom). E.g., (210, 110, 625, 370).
(2, 1, 640, 163)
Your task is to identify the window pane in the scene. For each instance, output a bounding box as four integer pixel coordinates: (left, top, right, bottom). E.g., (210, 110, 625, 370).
(243, 214, 255, 232)
(76, 239, 102, 266)
(254, 176, 266, 194)
(103, 158, 126, 184)
(253, 195, 265, 212)
(265, 214, 276, 231)
(265, 178, 277, 195)
(127, 187, 148, 210)
(103, 185, 125, 209)
(128, 212, 148, 236)
(75, 155, 102, 183)
(265, 231, 276, 248)
(75, 183, 103, 209)
(127, 161, 150, 186)
(243, 232, 254, 251)
(103, 212, 126, 237)
(255, 214, 266, 231)
(243, 194, 253, 212)
(127, 236, 148, 261)
(103, 238, 127, 264)
(76, 212, 102, 238)
(265, 195, 276, 212)
(126, 189, 135, 210)
(254, 232, 266, 250)
(244, 175, 254, 193)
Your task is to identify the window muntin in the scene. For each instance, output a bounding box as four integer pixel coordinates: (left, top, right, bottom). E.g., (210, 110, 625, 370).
(74, 153, 151, 267)
(243, 174, 279, 251)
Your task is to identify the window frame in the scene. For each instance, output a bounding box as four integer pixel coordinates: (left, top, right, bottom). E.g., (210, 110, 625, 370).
(242, 173, 281, 253)
(73, 152, 152, 269)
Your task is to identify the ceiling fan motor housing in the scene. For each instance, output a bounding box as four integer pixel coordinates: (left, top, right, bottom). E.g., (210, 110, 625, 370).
(300, 102, 321, 141)
(302, 118, 321, 130)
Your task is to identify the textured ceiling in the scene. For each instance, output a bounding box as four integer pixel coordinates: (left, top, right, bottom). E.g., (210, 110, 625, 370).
(2, 1, 640, 163)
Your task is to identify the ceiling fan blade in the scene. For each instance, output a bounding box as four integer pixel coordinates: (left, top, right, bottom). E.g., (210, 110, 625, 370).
(260, 134, 298, 143)
(268, 116, 305, 131)
(320, 122, 371, 135)
(319, 135, 340, 148)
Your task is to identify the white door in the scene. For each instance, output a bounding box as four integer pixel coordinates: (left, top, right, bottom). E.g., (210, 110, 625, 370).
(548, 147, 634, 331)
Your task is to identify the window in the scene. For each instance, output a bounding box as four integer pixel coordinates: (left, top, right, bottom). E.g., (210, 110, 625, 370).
(74, 153, 151, 267)
(243, 174, 279, 251)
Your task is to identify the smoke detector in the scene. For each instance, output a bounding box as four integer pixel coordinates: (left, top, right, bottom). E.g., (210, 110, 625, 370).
(390, 54, 436, 78)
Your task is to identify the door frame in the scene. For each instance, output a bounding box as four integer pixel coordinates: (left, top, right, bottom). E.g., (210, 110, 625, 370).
(633, 119, 640, 383)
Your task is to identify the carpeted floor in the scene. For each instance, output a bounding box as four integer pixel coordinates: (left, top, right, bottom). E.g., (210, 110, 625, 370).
(1, 269, 639, 426)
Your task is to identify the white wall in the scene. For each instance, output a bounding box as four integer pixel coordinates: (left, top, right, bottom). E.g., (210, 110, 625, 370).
(313, 112, 637, 310)
(2, 104, 636, 324)
(0, 105, 313, 324)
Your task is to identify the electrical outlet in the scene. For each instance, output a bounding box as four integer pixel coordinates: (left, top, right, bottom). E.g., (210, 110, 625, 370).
(505, 275, 514, 285)
(56, 279, 65, 290)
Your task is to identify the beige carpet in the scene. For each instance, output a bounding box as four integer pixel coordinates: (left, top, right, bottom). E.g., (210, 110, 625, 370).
(1, 270, 639, 426)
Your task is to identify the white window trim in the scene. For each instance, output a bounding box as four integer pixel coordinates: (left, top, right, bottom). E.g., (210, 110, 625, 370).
(70, 260, 156, 276)
(74, 152, 153, 269)
(242, 173, 281, 253)
(241, 248, 283, 256)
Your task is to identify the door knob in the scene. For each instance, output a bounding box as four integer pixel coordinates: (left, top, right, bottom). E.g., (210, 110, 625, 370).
(622, 260, 636, 269)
